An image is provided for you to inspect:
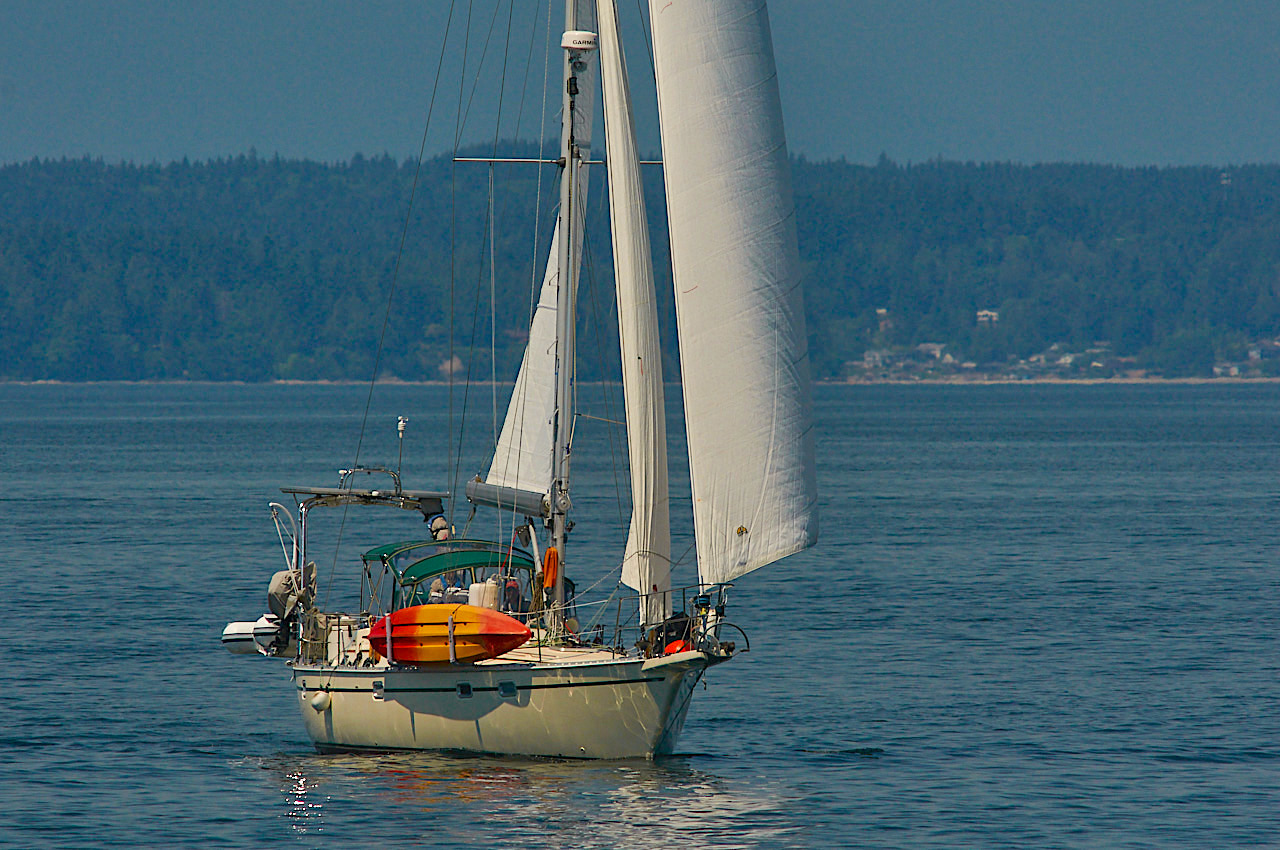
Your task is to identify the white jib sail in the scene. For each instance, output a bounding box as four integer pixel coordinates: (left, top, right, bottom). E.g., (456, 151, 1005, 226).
(599, 0, 672, 626)
(486, 9, 597, 496)
(650, 0, 818, 586)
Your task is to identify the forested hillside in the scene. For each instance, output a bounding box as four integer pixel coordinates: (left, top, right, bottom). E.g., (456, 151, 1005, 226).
(797, 157, 1280, 378)
(3, 153, 1279, 381)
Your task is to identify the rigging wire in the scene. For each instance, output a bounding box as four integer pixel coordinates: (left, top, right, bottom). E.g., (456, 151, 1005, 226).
(488, 0, 517, 459)
(632, 0, 656, 77)
(491, 3, 516, 548)
(321, 0, 459, 615)
(351, 0, 458, 471)
(449, 0, 515, 514)
(489, 161, 498, 455)
(490, 0, 554, 512)
(457, 0, 558, 547)
(577, 194, 629, 530)
(448, 1, 478, 527)
(452, 0, 506, 150)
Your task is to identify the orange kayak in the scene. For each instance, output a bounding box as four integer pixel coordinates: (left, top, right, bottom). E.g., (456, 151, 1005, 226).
(368, 604, 532, 665)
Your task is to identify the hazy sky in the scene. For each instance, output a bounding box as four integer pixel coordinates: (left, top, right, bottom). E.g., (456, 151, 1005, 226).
(4, 0, 1280, 167)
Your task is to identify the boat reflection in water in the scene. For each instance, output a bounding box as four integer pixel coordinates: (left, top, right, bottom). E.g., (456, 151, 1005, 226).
(259, 752, 799, 846)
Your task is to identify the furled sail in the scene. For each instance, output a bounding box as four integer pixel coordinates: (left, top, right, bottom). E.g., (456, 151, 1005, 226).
(650, 0, 818, 586)
(599, 0, 672, 626)
(486, 3, 598, 498)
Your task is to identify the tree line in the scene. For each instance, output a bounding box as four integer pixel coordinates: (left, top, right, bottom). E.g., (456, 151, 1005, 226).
(2, 152, 1277, 381)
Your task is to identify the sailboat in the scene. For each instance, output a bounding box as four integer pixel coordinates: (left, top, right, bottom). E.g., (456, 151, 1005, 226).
(223, 0, 817, 759)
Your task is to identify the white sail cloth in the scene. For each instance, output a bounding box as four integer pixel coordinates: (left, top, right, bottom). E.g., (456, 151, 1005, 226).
(486, 3, 598, 496)
(485, 225, 564, 493)
(650, 0, 818, 586)
(599, 0, 672, 626)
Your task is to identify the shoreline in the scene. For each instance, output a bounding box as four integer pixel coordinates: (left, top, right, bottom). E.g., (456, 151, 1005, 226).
(828, 375, 1280, 385)
(6, 376, 1280, 387)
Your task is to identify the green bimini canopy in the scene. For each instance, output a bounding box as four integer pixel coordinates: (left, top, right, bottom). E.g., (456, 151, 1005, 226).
(362, 539, 536, 587)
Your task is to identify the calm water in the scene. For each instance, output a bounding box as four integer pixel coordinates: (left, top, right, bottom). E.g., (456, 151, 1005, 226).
(3, 382, 1279, 848)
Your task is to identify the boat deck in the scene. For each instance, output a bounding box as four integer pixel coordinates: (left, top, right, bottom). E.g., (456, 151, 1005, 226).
(477, 643, 632, 666)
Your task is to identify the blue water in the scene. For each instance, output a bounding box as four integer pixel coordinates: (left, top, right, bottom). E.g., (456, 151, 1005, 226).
(3, 382, 1280, 848)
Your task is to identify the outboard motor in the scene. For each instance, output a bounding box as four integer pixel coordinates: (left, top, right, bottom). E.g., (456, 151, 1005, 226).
(223, 566, 309, 657)
(222, 612, 297, 656)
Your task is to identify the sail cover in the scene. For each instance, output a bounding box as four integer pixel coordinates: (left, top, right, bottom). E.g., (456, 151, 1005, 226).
(650, 0, 818, 586)
(486, 2, 598, 496)
(600, 0, 672, 625)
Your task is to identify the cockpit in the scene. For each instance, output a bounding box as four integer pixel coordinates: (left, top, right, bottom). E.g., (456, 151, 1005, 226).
(362, 538, 543, 621)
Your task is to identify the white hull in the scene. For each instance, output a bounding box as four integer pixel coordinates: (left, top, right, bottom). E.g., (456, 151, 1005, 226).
(292, 649, 720, 759)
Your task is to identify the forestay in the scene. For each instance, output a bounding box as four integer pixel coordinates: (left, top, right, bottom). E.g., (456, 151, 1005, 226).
(599, 0, 672, 626)
(650, 0, 818, 586)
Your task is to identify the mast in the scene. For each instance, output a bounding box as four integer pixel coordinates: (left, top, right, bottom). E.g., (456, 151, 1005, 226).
(553, 6, 597, 622)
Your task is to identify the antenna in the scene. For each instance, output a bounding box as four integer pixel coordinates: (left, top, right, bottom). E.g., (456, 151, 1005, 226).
(397, 416, 408, 476)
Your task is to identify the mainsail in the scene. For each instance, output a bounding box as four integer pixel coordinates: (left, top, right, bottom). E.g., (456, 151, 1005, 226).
(486, 2, 598, 498)
(650, 0, 819, 586)
(484, 223, 569, 495)
(599, 0, 672, 626)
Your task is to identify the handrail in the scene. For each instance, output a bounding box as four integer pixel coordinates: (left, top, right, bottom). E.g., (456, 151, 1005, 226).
(298, 581, 744, 665)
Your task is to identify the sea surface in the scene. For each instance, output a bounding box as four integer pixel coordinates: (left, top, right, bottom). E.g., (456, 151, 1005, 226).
(2, 381, 1279, 848)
